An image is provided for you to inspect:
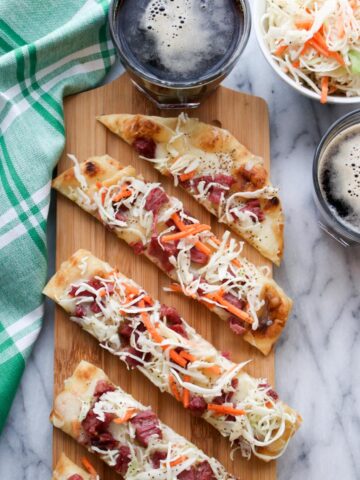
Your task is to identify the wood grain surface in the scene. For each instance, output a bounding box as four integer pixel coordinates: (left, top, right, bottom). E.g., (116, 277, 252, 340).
(53, 74, 276, 479)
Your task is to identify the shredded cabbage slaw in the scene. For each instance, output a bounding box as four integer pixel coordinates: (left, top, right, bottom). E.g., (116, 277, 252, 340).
(67, 154, 277, 333)
(57, 257, 298, 462)
(262, 0, 360, 102)
(79, 388, 233, 479)
(145, 113, 279, 228)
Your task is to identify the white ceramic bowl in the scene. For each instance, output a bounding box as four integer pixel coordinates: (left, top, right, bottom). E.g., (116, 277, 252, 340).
(253, 0, 360, 104)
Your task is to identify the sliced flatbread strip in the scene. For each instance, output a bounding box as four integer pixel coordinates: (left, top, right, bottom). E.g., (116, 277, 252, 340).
(45, 249, 301, 461)
(97, 113, 284, 265)
(52, 154, 292, 355)
(51, 360, 237, 479)
(52, 453, 97, 480)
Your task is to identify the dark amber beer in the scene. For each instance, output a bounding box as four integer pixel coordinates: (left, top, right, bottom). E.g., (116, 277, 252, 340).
(313, 110, 360, 246)
(109, 0, 250, 108)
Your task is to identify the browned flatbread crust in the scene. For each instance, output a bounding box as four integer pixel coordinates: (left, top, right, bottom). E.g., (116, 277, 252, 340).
(43, 248, 114, 303)
(52, 155, 140, 246)
(52, 155, 291, 355)
(98, 114, 284, 265)
(245, 282, 292, 355)
(52, 453, 94, 480)
(50, 361, 106, 441)
(258, 409, 302, 459)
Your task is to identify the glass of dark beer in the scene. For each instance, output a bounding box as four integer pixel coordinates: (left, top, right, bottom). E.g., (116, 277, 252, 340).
(109, 0, 251, 109)
(313, 109, 360, 247)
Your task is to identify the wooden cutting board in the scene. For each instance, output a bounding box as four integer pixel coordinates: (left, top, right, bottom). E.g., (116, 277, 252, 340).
(53, 74, 276, 480)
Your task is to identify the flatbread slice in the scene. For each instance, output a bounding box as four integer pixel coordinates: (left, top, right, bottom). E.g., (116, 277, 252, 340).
(44, 249, 301, 461)
(97, 113, 284, 265)
(51, 361, 237, 479)
(52, 154, 292, 355)
(52, 453, 97, 480)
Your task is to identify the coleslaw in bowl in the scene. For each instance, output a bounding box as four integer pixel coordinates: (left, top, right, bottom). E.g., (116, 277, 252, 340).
(254, 0, 360, 104)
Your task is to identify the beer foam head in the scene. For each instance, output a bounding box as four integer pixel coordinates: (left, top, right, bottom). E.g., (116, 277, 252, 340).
(320, 125, 360, 233)
(140, 0, 235, 77)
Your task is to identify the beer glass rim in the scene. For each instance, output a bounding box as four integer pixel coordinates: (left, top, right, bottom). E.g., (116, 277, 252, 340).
(313, 108, 360, 243)
(109, 0, 251, 89)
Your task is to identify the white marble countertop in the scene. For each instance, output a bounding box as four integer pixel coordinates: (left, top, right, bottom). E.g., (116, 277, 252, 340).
(1, 25, 360, 480)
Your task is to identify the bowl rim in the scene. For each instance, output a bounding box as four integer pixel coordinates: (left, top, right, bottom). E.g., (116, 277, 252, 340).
(252, 0, 360, 105)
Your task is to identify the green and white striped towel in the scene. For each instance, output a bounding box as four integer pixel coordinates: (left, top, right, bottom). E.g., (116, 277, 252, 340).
(0, 0, 116, 432)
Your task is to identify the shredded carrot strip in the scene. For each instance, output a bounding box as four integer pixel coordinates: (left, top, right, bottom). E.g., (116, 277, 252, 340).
(179, 170, 197, 182)
(169, 283, 183, 293)
(307, 38, 329, 57)
(179, 350, 196, 363)
(265, 401, 273, 409)
(162, 224, 211, 243)
(307, 37, 345, 66)
(274, 45, 288, 56)
(143, 295, 154, 305)
(139, 300, 164, 344)
(171, 213, 212, 256)
(194, 241, 212, 256)
(113, 190, 132, 202)
(169, 374, 181, 401)
(216, 294, 252, 324)
(321, 77, 329, 104)
(81, 457, 98, 476)
(312, 32, 329, 51)
(96, 181, 102, 189)
(101, 190, 107, 204)
(113, 408, 138, 424)
(300, 43, 310, 56)
(202, 365, 222, 376)
(113, 185, 132, 203)
(169, 455, 188, 467)
(207, 404, 246, 416)
(125, 284, 140, 296)
(162, 228, 198, 242)
(182, 376, 190, 408)
(169, 349, 188, 368)
(205, 290, 253, 325)
(171, 213, 188, 231)
(292, 60, 300, 68)
(142, 315, 164, 343)
(329, 51, 346, 66)
(199, 298, 215, 310)
(295, 19, 313, 30)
